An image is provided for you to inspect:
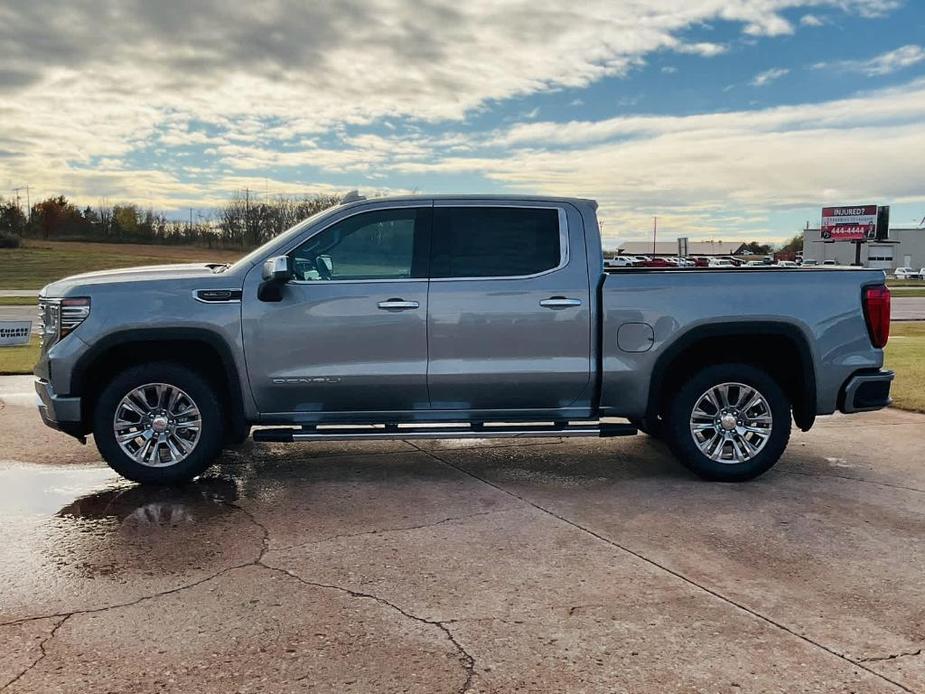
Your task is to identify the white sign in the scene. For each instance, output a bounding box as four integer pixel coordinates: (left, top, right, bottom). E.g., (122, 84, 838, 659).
(0, 321, 32, 346)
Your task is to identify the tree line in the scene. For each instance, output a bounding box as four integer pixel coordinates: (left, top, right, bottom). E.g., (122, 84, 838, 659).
(0, 192, 805, 255)
(0, 191, 343, 248)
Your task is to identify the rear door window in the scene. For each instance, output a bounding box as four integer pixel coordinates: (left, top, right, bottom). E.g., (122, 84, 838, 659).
(431, 207, 562, 278)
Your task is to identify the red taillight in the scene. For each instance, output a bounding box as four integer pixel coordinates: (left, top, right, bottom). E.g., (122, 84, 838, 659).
(863, 285, 890, 348)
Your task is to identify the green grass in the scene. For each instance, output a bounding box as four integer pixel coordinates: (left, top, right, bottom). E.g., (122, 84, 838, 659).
(887, 279, 925, 288)
(885, 322, 925, 413)
(0, 296, 36, 306)
(0, 336, 40, 375)
(0, 240, 243, 289)
(888, 288, 925, 297)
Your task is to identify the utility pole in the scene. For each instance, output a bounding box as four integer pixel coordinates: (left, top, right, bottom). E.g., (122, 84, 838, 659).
(11, 186, 30, 231)
(244, 187, 250, 246)
(652, 216, 657, 255)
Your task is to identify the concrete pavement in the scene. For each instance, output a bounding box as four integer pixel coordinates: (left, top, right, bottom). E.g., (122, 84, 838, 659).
(0, 378, 923, 692)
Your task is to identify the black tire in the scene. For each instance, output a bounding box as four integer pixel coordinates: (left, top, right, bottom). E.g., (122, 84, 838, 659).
(663, 363, 791, 482)
(93, 362, 225, 484)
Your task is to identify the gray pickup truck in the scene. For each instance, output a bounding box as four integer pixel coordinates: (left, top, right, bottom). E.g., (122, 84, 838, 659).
(35, 194, 894, 484)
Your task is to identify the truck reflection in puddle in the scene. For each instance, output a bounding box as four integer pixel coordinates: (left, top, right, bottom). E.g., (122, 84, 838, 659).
(57, 476, 239, 528)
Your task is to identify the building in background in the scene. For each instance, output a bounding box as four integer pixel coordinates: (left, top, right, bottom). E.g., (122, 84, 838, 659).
(802, 227, 925, 270)
(615, 241, 747, 257)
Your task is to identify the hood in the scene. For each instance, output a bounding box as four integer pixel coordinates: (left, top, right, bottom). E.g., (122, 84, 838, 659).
(41, 263, 226, 297)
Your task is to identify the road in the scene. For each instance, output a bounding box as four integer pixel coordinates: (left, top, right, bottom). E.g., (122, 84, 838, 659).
(0, 375, 922, 692)
(3, 297, 925, 334)
(0, 305, 39, 334)
(892, 296, 925, 321)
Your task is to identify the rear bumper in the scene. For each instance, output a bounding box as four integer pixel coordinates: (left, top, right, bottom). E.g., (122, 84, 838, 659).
(35, 378, 86, 441)
(839, 370, 894, 414)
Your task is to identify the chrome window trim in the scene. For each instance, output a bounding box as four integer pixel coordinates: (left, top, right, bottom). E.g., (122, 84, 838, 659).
(429, 204, 569, 283)
(279, 201, 569, 285)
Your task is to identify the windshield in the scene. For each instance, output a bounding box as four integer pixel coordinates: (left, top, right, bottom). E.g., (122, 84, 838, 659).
(226, 205, 343, 272)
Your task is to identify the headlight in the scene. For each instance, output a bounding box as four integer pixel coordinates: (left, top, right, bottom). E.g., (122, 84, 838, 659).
(38, 297, 90, 345)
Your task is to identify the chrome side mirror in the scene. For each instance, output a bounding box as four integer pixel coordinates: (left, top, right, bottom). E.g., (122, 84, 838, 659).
(262, 255, 293, 282)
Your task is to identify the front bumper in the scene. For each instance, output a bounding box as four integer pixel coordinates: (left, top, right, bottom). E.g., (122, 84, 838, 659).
(35, 378, 86, 441)
(839, 370, 894, 413)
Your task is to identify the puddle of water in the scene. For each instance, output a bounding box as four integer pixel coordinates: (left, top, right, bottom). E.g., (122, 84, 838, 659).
(0, 462, 239, 526)
(58, 477, 239, 525)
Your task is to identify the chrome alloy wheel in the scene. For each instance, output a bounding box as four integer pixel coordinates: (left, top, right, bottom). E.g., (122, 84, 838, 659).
(113, 383, 202, 467)
(689, 382, 773, 464)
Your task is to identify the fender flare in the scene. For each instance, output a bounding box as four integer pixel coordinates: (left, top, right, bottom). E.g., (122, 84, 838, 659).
(646, 321, 817, 431)
(70, 327, 249, 438)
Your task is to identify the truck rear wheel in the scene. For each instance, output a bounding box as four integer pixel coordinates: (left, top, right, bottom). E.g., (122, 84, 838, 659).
(93, 362, 225, 484)
(664, 363, 790, 482)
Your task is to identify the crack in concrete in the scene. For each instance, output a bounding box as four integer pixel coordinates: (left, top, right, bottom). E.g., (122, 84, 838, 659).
(272, 509, 506, 553)
(0, 501, 274, 690)
(0, 615, 69, 691)
(257, 563, 476, 694)
(860, 648, 924, 663)
(1, 497, 478, 694)
(236, 497, 479, 693)
(411, 443, 916, 694)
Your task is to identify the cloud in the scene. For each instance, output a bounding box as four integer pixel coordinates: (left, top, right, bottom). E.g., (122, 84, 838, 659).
(800, 14, 825, 26)
(751, 67, 790, 87)
(814, 44, 925, 76)
(0, 0, 910, 222)
(401, 78, 925, 242)
(674, 42, 727, 57)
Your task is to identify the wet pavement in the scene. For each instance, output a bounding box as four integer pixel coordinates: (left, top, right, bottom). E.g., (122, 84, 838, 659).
(0, 379, 923, 692)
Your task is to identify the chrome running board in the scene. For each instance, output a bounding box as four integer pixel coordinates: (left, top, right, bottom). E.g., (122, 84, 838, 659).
(252, 421, 637, 443)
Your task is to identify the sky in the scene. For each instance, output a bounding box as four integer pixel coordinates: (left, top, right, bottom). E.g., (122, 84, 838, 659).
(2, 0, 925, 247)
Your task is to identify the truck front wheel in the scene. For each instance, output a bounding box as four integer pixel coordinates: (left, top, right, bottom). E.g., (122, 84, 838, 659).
(664, 363, 791, 482)
(93, 362, 225, 484)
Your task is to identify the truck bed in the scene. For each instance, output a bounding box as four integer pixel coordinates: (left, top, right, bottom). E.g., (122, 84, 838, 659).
(598, 266, 887, 419)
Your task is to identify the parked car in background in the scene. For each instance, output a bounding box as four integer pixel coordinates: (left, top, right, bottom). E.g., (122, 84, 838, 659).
(35, 193, 894, 486)
(606, 256, 640, 268)
(707, 258, 735, 268)
(802, 259, 819, 266)
(776, 260, 799, 268)
(823, 259, 837, 266)
(894, 267, 923, 280)
(745, 260, 765, 267)
(639, 257, 674, 268)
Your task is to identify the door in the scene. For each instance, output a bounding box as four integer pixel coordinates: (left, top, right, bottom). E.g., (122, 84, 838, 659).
(426, 203, 592, 413)
(242, 205, 432, 416)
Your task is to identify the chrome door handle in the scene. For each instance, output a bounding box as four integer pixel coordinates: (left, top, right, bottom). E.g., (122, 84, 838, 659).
(539, 297, 583, 308)
(377, 299, 420, 310)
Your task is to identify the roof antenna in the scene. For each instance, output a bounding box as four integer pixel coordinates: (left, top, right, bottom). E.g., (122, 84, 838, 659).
(341, 190, 365, 204)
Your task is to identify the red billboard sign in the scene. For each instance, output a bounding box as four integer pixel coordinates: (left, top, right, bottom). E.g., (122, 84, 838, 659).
(821, 205, 877, 241)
